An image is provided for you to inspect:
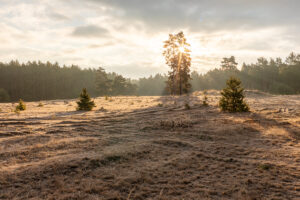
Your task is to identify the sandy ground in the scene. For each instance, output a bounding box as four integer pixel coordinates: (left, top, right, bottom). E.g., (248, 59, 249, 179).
(0, 91, 299, 200)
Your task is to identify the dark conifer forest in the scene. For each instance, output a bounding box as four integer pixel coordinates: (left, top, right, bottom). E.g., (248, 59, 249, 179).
(1, 52, 300, 102)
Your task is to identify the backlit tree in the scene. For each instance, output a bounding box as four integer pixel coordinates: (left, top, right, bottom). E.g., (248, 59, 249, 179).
(163, 31, 191, 95)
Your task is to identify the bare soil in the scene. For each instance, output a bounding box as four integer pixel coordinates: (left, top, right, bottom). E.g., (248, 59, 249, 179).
(0, 91, 299, 199)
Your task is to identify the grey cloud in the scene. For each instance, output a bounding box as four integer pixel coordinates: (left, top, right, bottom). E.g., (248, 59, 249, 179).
(71, 25, 109, 38)
(48, 11, 69, 21)
(86, 0, 300, 32)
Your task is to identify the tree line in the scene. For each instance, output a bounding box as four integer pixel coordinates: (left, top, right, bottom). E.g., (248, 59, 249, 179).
(190, 53, 300, 94)
(0, 46, 300, 102)
(139, 52, 300, 96)
(0, 61, 136, 102)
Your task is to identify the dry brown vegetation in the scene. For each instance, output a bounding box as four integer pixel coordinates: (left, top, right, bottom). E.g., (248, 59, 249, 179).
(0, 91, 299, 199)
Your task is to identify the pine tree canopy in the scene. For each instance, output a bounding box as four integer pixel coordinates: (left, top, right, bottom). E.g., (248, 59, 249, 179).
(163, 31, 191, 95)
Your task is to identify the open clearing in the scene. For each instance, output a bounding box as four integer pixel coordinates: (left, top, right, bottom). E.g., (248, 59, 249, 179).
(0, 91, 299, 199)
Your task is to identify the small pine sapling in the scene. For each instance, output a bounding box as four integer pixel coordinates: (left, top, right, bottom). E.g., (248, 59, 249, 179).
(76, 88, 96, 111)
(15, 99, 26, 111)
(219, 77, 249, 112)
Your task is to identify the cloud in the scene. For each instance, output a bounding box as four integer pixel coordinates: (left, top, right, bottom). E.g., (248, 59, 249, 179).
(86, 0, 300, 33)
(1, 0, 300, 78)
(87, 41, 115, 48)
(71, 25, 109, 38)
(48, 11, 69, 21)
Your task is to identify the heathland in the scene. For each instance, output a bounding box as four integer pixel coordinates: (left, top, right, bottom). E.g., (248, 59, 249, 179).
(0, 91, 299, 199)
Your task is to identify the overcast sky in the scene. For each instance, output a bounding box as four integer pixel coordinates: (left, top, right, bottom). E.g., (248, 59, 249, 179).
(1, 0, 300, 78)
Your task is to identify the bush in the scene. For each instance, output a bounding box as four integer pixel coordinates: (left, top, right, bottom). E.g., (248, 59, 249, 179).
(76, 88, 96, 111)
(202, 90, 208, 106)
(184, 103, 190, 110)
(219, 77, 249, 112)
(16, 99, 26, 111)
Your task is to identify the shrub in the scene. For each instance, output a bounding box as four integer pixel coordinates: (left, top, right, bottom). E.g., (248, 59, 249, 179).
(184, 103, 190, 110)
(219, 77, 249, 112)
(15, 99, 26, 111)
(202, 90, 208, 106)
(76, 88, 96, 111)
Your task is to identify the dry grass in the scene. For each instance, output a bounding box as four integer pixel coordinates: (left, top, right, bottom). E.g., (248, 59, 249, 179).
(0, 92, 300, 199)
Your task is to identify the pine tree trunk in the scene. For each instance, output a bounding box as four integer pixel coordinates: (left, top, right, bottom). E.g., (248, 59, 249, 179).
(179, 74, 182, 95)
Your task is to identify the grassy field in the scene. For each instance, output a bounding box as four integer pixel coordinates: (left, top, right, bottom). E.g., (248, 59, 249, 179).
(0, 91, 299, 199)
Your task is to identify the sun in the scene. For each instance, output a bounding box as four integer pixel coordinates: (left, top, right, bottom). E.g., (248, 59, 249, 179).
(179, 46, 185, 53)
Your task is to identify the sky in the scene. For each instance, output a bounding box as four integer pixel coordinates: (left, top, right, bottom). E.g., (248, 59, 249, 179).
(1, 0, 300, 78)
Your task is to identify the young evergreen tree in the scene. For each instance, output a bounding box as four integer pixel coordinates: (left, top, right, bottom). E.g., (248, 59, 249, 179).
(219, 77, 249, 112)
(16, 99, 26, 111)
(76, 88, 95, 111)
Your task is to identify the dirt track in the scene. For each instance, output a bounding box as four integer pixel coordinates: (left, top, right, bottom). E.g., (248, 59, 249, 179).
(0, 91, 299, 199)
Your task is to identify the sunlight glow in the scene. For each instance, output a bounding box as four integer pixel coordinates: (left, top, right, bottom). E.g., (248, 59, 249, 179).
(179, 46, 185, 53)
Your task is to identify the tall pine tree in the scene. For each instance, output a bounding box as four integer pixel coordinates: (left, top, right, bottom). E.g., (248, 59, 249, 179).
(163, 31, 191, 95)
(221, 56, 238, 71)
(95, 67, 112, 96)
(219, 77, 249, 112)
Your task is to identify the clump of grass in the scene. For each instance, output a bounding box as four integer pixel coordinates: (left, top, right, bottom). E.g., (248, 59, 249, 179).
(157, 103, 163, 107)
(259, 163, 272, 170)
(184, 103, 190, 110)
(99, 107, 107, 112)
(104, 96, 109, 101)
(160, 119, 192, 129)
(109, 97, 114, 102)
(37, 102, 44, 107)
(15, 99, 26, 111)
(89, 155, 124, 169)
(64, 100, 69, 104)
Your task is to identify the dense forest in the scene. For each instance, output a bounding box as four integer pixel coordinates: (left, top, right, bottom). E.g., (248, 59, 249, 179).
(0, 52, 300, 102)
